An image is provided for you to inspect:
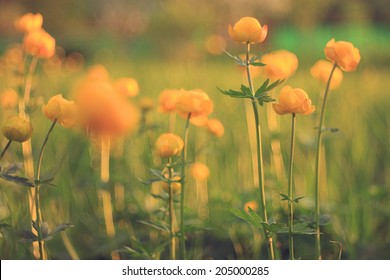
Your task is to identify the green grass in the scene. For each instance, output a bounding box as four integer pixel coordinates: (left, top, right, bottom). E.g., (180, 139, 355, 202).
(1, 31, 390, 260)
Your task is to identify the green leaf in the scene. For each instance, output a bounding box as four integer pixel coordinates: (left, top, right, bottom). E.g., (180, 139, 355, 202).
(0, 173, 34, 187)
(280, 193, 292, 202)
(250, 62, 266, 67)
(138, 220, 169, 232)
(218, 87, 250, 99)
(34, 177, 56, 187)
(18, 230, 38, 243)
(240, 84, 252, 97)
(276, 222, 317, 235)
(49, 223, 74, 237)
(231, 208, 263, 229)
(293, 196, 305, 203)
(223, 49, 245, 66)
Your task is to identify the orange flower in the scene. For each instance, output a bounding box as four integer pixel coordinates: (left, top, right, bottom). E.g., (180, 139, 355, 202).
(113, 78, 139, 97)
(228, 17, 268, 44)
(207, 118, 224, 138)
(261, 50, 298, 80)
(0, 89, 19, 109)
(175, 89, 213, 119)
(14, 13, 43, 33)
(205, 34, 226, 55)
(75, 65, 140, 136)
(42, 94, 78, 128)
(23, 28, 55, 58)
(310, 59, 343, 89)
(244, 200, 258, 213)
(162, 175, 182, 194)
(155, 133, 184, 158)
(190, 162, 210, 181)
(2, 116, 33, 142)
(158, 89, 181, 113)
(324, 39, 361, 72)
(273, 86, 315, 115)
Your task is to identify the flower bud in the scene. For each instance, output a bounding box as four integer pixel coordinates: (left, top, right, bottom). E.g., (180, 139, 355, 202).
(324, 39, 361, 72)
(273, 86, 315, 115)
(190, 162, 210, 181)
(155, 133, 184, 158)
(228, 17, 268, 44)
(14, 13, 43, 33)
(2, 116, 33, 142)
(23, 28, 56, 58)
(42, 94, 78, 128)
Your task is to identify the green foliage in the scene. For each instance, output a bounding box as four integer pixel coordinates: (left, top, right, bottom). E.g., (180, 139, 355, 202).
(0, 164, 34, 188)
(18, 221, 73, 243)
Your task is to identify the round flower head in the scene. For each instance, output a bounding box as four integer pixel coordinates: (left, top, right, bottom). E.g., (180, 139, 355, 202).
(155, 133, 184, 158)
(23, 28, 56, 58)
(158, 89, 181, 113)
(1, 88, 19, 109)
(14, 13, 43, 33)
(190, 162, 210, 181)
(138, 97, 154, 111)
(42, 94, 78, 128)
(175, 89, 213, 119)
(310, 59, 343, 90)
(207, 118, 224, 138)
(261, 50, 299, 80)
(2, 116, 33, 142)
(228, 17, 268, 44)
(324, 39, 361, 72)
(273, 86, 315, 115)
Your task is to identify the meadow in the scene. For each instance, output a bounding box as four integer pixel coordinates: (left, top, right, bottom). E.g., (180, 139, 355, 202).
(0, 10, 389, 260)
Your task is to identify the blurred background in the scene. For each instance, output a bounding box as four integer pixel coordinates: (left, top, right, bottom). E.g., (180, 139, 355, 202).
(0, 0, 389, 260)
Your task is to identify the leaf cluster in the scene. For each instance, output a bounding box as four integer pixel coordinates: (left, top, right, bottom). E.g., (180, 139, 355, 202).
(18, 221, 73, 243)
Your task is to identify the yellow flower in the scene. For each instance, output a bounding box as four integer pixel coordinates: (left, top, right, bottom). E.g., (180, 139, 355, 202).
(113, 78, 140, 97)
(228, 17, 268, 44)
(23, 28, 56, 58)
(261, 50, 298, 80)
(2, 116, 33, 142)
(75, 66, 140, 136)
(42, 94, 78, 128)
(0, 88, 19, 109)
(273, 86, 315, 115)
(310, 59, 343, 90)
(207, 118, 224, 138)
(190, 162, 210, 181)
(14, 13, 43, 33)
(324, 39, 361, 72)
(205, 34, 226, 55)
(175, 89, 213, 119)
(162, 175, 181, 194)
(155, 133, 184, 158)
(158, 89, 181, 113)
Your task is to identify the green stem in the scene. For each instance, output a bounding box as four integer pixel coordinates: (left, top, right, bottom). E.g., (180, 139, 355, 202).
(180, 113, 191, 259)
(287, 113, 296, 260)
(35, 119, 58, 260)
(0, 140, 12, 160)
(167, 157, 176, 260)
(314, 63, 337, 260)
(245, 43, 275, 260)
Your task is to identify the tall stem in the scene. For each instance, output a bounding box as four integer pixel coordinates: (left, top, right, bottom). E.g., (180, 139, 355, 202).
(287, 113, 296, 260)
(314, 63, 337, 260)
(245, 43, 275, 260)
(180, 113, 191, 259)
(167, 158, 176, 259)
(35, 119, 57, 260)
(0, 140, 12, 160)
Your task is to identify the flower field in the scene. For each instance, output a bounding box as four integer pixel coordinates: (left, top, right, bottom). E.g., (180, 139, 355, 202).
(0, 1, 389, 260)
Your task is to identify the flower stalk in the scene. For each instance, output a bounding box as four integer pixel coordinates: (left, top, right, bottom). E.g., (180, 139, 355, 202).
(179, 113, 191, 260)
(167, 157, 176, 260)
(314, 62, 337, 260)
(245, 42, 275, 260)
(287, 113, 296, 260)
